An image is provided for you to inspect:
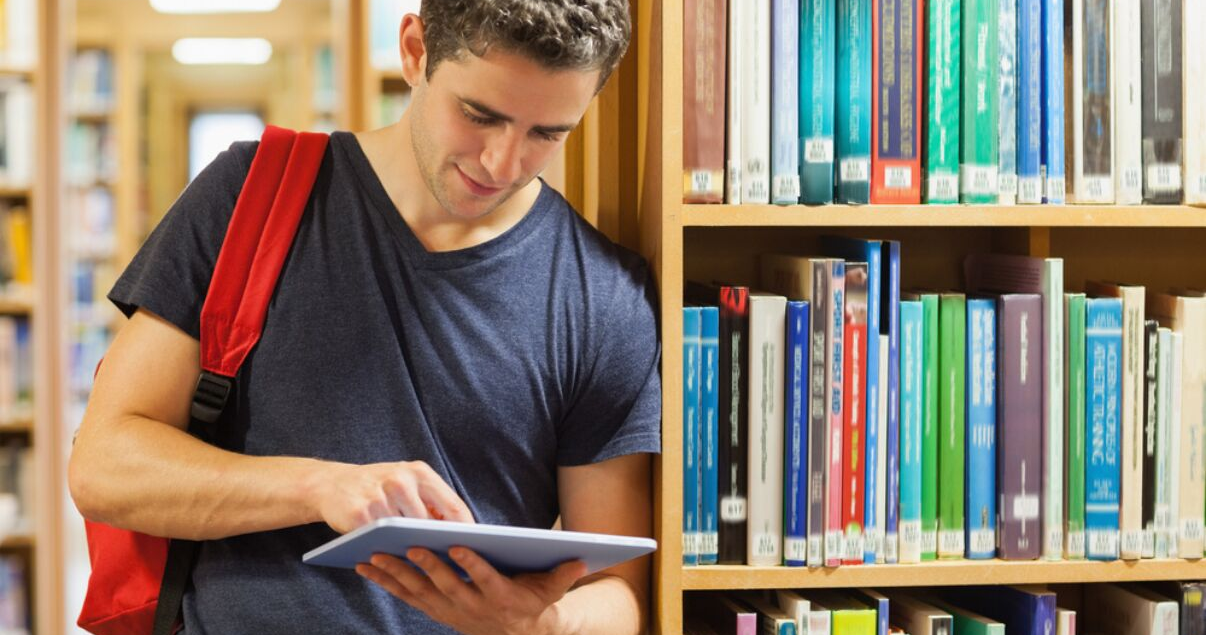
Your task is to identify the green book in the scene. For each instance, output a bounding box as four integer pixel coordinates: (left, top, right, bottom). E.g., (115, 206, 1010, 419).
(904, 291, 940, 560)
(959, 0, 998, 203)
(925, 597, 1005, 635)
(810, 591, 877, 635)
(937, 293, 967, 559)
(926, 0, 962, 203)
(1064, 292, 1087, 559)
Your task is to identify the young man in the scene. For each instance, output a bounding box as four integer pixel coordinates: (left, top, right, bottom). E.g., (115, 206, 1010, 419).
(67, 1, 660, 633)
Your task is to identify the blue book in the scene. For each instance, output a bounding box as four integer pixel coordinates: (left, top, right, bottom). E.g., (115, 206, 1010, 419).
(836, 0, 872, 203)
(1016, 0, 1043, 203)
(941, 586, 1056, 635)
(784, 301, 811, 566)
(800, 0, 837, 204)
(700, 307, 721, 565)
(1085, 297, 1122, 560)
(683, 307, 702, 566)
(821, 236, 882, 563)
(883, 240, 901, 563)
(965, 298, 997, 559)
(772, 0, 802, 204)
(1040, 0, 1065, 202)
(998, 0, 1019, 203)
(899, 300, 925, 563)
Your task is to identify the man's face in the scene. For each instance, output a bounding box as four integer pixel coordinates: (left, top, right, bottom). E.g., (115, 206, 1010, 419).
(408, 48, 601, 221)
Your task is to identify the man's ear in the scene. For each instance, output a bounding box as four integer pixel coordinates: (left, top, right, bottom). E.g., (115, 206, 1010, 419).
(399, 13, 427, 88)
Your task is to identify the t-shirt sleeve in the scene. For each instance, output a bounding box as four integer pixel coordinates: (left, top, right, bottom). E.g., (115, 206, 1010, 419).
(108, 142, 257, 339)
(556, 254, 662, 466)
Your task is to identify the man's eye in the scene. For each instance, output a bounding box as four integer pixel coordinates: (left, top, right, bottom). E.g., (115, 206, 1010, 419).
(463, 110, 494, 125)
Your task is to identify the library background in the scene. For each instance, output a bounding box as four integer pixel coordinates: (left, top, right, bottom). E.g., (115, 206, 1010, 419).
(1, 0, 1205, 633)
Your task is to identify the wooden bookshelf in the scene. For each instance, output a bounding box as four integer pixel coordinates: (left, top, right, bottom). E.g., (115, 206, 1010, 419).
(631, 1, 1206, 633)
(0, 187, 31, 199)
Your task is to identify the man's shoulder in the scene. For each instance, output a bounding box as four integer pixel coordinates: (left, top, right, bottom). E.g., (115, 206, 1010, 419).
(548, 188, 650, 283)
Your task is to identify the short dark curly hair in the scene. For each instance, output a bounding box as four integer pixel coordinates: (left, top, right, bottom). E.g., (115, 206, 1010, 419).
(419, 0, 631, 92)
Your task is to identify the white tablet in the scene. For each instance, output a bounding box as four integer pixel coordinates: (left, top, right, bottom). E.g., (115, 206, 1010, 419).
(302, 517, 657, 577)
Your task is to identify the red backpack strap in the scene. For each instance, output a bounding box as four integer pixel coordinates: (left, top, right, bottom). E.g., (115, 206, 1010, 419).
(190, 125, 328, 424)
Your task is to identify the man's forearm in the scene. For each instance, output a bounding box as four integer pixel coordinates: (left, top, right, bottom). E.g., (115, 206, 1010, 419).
(546, 575, 645, 635)
(70, 413, 325, 540)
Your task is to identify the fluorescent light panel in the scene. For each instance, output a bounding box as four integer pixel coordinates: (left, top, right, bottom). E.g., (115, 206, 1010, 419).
(151, 0, 280, 13)
(172, 38, 273, 65)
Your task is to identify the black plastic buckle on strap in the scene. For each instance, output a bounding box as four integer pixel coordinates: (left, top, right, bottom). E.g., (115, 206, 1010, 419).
(190, 371, 233, 426)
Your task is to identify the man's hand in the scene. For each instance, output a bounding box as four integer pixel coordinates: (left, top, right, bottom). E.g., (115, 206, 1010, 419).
(312, 461, 474, 533)
(356, 546, 588, 635)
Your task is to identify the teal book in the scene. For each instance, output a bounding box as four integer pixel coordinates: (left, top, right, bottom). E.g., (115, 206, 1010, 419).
(899, 300, 925, 563)
(926, 0, 962, 203)
(836, 0, 872, 203)
(800, 0, 837, 204)
(960, 0, 999, 203)
(937, 293, 967, 559)
(903, 291, 939, 560)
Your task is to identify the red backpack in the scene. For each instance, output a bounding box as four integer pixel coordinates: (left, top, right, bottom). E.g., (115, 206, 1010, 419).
(77, 126, 329, 635)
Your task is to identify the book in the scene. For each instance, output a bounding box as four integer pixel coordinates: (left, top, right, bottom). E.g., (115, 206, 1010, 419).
(741, 593, 800, 635)
(800, 0, 837, 204)
(940, 586, 1056, 635)
(995, 293, 1043, 560)
(899, 300, 925, 564)
(1085, 296, 1122, 560)
(836, 0, 873, 203)
(1154, 326, 1172, 558)
(701, 307, 721, 564)
(925, 598, 1004, 635)
(937, 293, 966, 559)
(689, 593, 758, 635)
(902, 291, 939, 560)
(850, 589, 890, 635)
(1184, 0, 1206, 205)
(883, 240, 902, 564)
(1084, 584, 1179, 635)
(965, 298, 997, 559)
(771, 0, 802, 204)
(1143, 582, 1204, 635)
(872, 0, 924, 203)
(1070, 0, 1115, 203)
(1040, 0, 1065, 203)
(683, 0, 727, 203)
(1016, 0, 1043, 203)
(1139, 0, 1183, 204)
(1056, 609, 1076, 635)
(726, 0, 743, 203)
(1064, 293, 1087, 559)
(873, 334, 888, 562)
(747, 293, 787, 566)
(1167, 330, 1186, 558)
(841, 263, 868, 564)
(740, 0, 771, 204)
(784, 300, 811, 566)
(808, 591, 878, 635)
(1141, 319, 1159, 557)
(925, 0, 962, 204)
(826, 262, 848, 565)
(777, 589, 813, 635)
(683, 307, 702, 565)
(997, 0, 1019, 203)
(1111, 0, 1143, 204)
(960, 0, 999, 204)
(884, 592, 952, 635)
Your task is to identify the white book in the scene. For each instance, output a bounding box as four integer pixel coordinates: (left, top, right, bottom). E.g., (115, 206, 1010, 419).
(1043, 260, 1066, 561)
(1185, 0, 1206, 205)
(1155, 327, 1173, 559)
(747, 293, 787, 566)
(777, 590, 811, 635)
(1071, 0, 1115, 203)
(725, 0, 743, 204)
(1, 0, 37, 70)
(1085, 584, 1178, 635)
(740, 0, 771, 204)
(1168, 330, 1184, 557)
(873, 335, 888, 563)
(1111, 0, 1143, 204)
(1, 81, 33, 188)
(1057, 608, 1076, 635)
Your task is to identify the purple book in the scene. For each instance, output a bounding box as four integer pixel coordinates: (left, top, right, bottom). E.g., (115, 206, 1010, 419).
(996, 293, 1044, 560)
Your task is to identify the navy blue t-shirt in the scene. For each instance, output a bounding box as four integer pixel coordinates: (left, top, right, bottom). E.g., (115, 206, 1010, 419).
(108, 131, 662, 633)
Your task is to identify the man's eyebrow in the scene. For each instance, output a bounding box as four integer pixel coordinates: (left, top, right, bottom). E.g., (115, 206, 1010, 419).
(460, 98, 577, 135)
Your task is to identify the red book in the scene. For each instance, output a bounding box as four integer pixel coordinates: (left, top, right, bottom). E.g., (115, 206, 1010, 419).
(871, 0, 924, 203)
(841, 262, 869, 564)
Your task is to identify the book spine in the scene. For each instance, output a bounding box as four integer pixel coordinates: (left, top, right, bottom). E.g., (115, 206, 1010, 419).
(937, 294, 967, 559)
(772, 0, 802, 204)
(683, 0, 727, 203)
(808, 261, 832, 566)
(966, 298, 997, 559)
(836, 0, 873, 203)
(862, 248, 882, 563)
(1141, 319, 1159, 557)
(925, 0, 962, 204)
(701, 307, 721, 564)
(998, 0, 1019, 203)
(1041, 0, 1065, 202)
(1119, 287, 1145, 560)
(997, 294, 1044, 560)
(1016, 0, 1043, 203)
(1140, 0, 1183, 203)
(684, 308, 703, 565)
(872, 0, 924, 204)
(718, 286, 750, 564)
(801, 0, 837, 204)
(921, 293, 940, 560)
(873, 335, 889, 563)
(1185, 0, 1206, 205)
(741, 0, 772, 204)
(1112, 0, 1143, 203)
(1176, 298, 1206, 557)
(1169, 331, 1187, 557)
(960, 0, 999, 203)
(785, 301, 811, 566)
(1064, 294, 1088, 559)
(884, 241, 902, 564)
(825, 262, 847, 565)
(747, 295, 787, 566)
(725, 0, 743, 204)
(1074, 0, 1115, 203)
(1041, 260, 1065, 561)
(899, 300, 925, 564)
(1085, 297, 1122, 560)
(842, 263, 868, 564)
(1155, 327, 1173, 558)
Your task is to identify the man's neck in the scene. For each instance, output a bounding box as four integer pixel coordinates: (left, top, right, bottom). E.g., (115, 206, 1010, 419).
(354, 119, 540, 253)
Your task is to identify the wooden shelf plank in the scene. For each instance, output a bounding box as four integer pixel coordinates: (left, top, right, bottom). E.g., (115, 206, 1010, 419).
(0, 187, 31, 199)
(0, 298, 34, 314)
(684, 204, 1206, 228)
(0, 533, 33, 549)
(682, 559, 1206, 590)
(0, 419, 33, 434)
(0, 67, 34, 79)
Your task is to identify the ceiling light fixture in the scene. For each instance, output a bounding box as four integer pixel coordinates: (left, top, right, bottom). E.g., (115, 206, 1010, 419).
(151, 0, 280, 14)
(172, 38, 273, 65)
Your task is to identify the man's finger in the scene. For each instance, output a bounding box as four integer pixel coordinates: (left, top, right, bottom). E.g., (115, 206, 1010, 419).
(357, 563, 417, 606)
(450, 547, 511, 601)
(418, 477, 475, 523)
(370, 554, 455, 616)
(383, 480, 430, 519)
(406, 548, 482, 608)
